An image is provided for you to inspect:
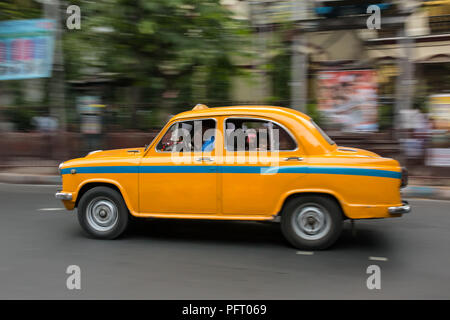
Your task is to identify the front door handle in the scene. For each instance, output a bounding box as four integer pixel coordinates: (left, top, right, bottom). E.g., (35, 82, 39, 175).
(195, 157, 214, 162)
(284, 157, 303, 161)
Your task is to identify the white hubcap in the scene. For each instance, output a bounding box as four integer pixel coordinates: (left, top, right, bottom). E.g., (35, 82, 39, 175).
(86, 197, 118, 232)
(292, 204, 331, 240)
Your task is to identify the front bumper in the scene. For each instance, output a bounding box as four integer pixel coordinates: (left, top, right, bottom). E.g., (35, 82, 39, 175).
(388, 201, 411, 214)
(55, 192, 72, 200)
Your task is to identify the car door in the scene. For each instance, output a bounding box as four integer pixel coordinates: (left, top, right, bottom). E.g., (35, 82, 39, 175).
(220, 116, 306, 216)
(139, 118, 219, 214)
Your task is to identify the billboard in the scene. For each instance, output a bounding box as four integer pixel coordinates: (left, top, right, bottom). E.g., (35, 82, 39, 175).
(426, 94, 450, 167)
(0, 19, 55, 80)
(250, 1, 312, 25)
(317, 70, 378, 132)
(77, 96, 104, 135)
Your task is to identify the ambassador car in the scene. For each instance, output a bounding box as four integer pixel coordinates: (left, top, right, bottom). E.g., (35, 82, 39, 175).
(56, 104, 410, 250)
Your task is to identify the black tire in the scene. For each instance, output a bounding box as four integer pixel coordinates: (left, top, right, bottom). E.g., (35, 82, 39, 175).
(77, 186, 129, 239)
(280, 195, 343, 250)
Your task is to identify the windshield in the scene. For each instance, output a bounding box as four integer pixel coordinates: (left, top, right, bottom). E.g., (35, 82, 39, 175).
(311, 120, 335, 146)
(144, 135, 158, 152)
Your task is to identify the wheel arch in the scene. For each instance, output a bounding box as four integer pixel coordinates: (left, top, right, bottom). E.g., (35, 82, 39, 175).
(276, 190, 349, 219)
(75, 179, 135, 214)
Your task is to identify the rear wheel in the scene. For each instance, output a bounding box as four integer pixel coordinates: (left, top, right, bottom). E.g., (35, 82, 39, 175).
(77, 186, 129, 239)
(280, 195, 343, 250)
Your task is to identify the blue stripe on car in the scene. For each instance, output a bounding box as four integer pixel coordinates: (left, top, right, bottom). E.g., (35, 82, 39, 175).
(61, 166, 401, 179)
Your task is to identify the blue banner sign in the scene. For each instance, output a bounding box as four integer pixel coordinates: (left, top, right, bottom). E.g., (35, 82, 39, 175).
(0, 19, 55, 80)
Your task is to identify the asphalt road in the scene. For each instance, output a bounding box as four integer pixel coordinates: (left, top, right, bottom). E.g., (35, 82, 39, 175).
(0, 183, 449, 299)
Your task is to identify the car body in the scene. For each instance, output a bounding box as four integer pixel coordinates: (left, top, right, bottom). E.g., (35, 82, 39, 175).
(56, 105, 410, 249)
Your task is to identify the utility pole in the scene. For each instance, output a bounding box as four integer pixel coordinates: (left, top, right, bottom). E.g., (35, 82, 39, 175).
(257, 8, 268, 103)
(290, 31, 308, 113)
(43, 0, 66, 131)
(394, 26, 415, 166)
(249, 0, 269, 104)
(394, 2, 417, 168)
(290, 0, 308, 113)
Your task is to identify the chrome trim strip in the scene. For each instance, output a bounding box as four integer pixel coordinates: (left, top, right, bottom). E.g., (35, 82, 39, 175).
(87, 150, 103, 156)
(388, 201, 411, 214)
(55, 192, 72, 200)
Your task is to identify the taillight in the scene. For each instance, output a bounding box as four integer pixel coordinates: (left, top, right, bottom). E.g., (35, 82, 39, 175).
(401, 167, 408, 188)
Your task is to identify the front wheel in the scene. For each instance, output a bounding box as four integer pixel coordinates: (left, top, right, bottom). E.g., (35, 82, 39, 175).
(77, 186, 129, 239)
(280, 196, 343, 250)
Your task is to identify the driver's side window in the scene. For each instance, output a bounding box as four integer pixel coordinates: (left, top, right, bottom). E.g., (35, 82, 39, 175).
(156, 119, 216, 153)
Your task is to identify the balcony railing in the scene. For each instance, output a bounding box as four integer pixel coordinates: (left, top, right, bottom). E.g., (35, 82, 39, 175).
(429, 14, 450, 35)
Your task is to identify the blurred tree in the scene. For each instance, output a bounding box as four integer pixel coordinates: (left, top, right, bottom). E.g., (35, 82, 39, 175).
(0, 0, 41, 20)
(266, 23, 296, 108)
(64, 0, 250, 115)
(269, 48, 291, 106)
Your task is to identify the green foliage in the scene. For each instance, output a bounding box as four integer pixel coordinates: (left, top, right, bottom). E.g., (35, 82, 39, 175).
(413, 94, 429, 114)
(0, 0, 40, 21)
(378, 104, 394, 130)
(3, 106, 37, 131)
(205, 55, 234, 104)
(64, 0, 250, 109)
(306, 101, 322, 126)
(269, 48, 291, 106)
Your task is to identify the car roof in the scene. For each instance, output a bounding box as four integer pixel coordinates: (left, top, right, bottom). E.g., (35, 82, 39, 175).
(171, 105, 311, 122)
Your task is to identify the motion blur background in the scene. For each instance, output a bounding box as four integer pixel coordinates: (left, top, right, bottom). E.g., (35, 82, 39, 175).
(0, 0, 449, 183)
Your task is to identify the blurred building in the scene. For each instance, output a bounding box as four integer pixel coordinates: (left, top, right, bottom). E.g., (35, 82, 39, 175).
(221, 0, 449, 170)
(224, 1, 449, 119)
(366, 1, 450, 97)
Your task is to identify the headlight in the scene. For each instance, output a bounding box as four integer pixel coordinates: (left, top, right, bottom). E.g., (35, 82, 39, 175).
(58, 162, 64, 175)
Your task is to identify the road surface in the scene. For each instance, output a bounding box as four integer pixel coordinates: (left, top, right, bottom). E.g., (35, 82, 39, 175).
(0, 183, 449, 299)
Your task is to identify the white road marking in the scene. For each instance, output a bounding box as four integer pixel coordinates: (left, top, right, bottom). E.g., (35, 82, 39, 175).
(407, 198, 450, 203)
(369, 256, 388, 261)
(0, 183, 60, 187)
(38, 208, 65, 211)
(296, 251, 314, 255)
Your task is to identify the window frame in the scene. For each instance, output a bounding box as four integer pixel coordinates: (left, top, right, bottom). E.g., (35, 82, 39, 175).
(311, 120, 336, 146)
(223, 116, 298, 152)
(154, 117, 218, 153)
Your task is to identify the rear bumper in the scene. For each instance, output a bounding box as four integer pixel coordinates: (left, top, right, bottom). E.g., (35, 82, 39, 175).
(388, 201, 411, 214)
(55, 192, 73, 200)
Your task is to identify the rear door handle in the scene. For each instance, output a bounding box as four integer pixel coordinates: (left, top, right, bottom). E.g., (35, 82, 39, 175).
(284, 157, 303, 161)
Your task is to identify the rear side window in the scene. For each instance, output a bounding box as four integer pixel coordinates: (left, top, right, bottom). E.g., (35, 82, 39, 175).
(225, 118, 297, 151)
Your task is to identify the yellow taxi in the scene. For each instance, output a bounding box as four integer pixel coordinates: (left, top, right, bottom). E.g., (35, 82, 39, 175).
(56, 105, 410, 249)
